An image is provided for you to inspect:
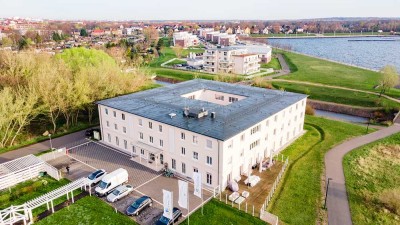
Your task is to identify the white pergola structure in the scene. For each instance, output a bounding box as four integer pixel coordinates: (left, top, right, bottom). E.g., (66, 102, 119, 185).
(0, 177, 90, 225)
(0, 155, 60, 191)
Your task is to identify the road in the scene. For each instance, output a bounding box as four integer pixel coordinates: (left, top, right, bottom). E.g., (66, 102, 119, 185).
(324, 124, 400, 225)
(0, 130, 88, 163)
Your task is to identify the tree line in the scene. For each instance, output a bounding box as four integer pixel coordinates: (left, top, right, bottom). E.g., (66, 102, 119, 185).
(0, 48, 149, 148)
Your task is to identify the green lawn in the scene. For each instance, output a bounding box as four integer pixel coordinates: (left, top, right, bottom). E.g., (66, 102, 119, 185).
(181, 199, 266, 225)
(150, 47, 204, 67)
(272, 81, 400, 109)
(35, 196, 136, 225)
(261, 57, 281, 70)
(0, 176, 81, 216)
(268, 116, 373, 225)
(149, 67, 214, 81)
(275, 50, 400, 99)
(344, 132, 400, 225)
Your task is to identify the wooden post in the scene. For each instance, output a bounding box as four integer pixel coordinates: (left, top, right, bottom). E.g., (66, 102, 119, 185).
(46, 201, 49, 210)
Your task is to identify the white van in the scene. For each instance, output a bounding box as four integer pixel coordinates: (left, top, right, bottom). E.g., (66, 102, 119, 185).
(95, 168, 129, 196)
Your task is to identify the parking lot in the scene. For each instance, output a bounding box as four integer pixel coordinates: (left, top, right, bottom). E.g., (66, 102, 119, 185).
(51, 140, 214, 224)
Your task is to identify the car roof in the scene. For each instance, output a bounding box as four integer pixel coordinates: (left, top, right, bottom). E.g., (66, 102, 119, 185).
(135, 196, 150, 203)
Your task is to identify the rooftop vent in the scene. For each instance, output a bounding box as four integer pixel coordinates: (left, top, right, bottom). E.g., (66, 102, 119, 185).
(211, 112, 216, 119)
(183, 107, 209, 119)
(168, 113, 177, 119)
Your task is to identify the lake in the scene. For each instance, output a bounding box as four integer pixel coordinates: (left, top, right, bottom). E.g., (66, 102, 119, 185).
(268, 36, 400, 71)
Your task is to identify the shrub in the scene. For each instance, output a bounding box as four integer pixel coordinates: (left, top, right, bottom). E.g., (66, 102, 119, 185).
(305, 104, 315, 115)
(0, 193, 10, 205)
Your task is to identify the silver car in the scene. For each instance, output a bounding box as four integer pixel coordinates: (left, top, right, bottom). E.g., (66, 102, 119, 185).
(106, 184, 133, 202)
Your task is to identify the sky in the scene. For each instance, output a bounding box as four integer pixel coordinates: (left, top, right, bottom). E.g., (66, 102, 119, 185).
(0, 0, 399, 21)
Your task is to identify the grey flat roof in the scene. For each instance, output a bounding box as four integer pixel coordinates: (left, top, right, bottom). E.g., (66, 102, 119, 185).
(97, 79, 307, 141)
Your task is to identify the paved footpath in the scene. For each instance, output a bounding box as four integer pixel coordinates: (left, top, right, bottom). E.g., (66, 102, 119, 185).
(0, 130, 88, 163)
(325, 124, 400, 225)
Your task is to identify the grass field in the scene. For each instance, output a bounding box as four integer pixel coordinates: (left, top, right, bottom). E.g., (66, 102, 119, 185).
(275, 50, 400, 99)
(344, 132, 400, 225)
(268, 116, 373, 225)
(165, 59, 187, 66)
(181, 199, 266, 225)
(261, 57, 281, 70)
(148, 67, 214, 81)
(150, 47, 204, 67)
(36, 196, 136, 225)
(272, 81, 400, 109)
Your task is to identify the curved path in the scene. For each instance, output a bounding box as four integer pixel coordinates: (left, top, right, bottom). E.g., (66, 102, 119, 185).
(324, 124, 400, 225)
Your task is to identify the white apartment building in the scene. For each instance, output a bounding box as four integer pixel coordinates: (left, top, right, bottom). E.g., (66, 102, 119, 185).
(173, 31, 199, 48)
(203, 47, 261, 75)
(198, 28, 215, 38)
(97, 79, 307, 189)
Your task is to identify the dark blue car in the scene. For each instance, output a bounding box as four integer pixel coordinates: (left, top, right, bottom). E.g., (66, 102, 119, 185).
(126, 196, 153, 216)
(156, 207, 182, 225)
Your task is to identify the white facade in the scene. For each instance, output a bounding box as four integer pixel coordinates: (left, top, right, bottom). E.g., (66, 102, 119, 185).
(98, 81, 307, 189)
(203, 47, 261, 75)
(173, 31, 199, 47)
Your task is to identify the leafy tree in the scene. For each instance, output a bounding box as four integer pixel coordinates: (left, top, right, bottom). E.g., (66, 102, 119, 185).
(378, 65, 399, 97)
(80, 28, 88, 37)
(17, 38, 29, 50)
(34, 33, 43, 45)
(0, 37, 13, 47)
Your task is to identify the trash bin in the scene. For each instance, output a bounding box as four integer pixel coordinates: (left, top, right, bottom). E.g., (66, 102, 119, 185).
(39, 171, 47, 177)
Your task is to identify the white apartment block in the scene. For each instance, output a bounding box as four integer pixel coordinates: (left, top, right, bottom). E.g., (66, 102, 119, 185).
(198, 28, 215, 38)
(97, 79, 307, 189)
(203, 47, 261, 75)
(173, 31, 199, 48)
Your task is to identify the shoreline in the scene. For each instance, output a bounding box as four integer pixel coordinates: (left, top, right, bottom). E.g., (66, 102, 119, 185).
(250, 34, 398, 39)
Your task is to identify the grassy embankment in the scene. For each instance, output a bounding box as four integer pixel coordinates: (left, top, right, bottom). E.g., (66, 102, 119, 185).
(181, 199, 266, 225)
(36, 196, 137, 225)
(270, 50, 400, 110)
(261, 57, 281, 70)
(344, 132, 400, 225)
(267, 116, 373, 225)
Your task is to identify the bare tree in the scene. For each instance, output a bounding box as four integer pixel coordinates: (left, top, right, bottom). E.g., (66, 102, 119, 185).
(378, 65, 399, 97)
(172, 45, 184, 58)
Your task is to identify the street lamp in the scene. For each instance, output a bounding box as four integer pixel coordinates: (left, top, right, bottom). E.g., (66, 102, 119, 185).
(48, 134, 53, 150)
(324, 178, 333, 209)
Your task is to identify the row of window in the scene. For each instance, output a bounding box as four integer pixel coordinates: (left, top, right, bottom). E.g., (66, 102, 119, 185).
(171, 159, 213, 185)
(106, 121, 127, 133)
(105, 108, 125, 120)
(179, 147, 213, 165)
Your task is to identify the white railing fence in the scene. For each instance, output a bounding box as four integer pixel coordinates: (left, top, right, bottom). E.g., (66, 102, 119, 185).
(38, 148, 67, 162)
(0, 205, 28, 225)
(263, 157, 289, 210)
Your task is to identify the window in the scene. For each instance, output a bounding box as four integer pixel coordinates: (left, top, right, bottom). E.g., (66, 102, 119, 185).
(206, 140, 212, 148)
(132, 146, 136, 154)
(115, 136, 119, 146)
(139, 132, 143, 140)
(106, 121, 110, 127)
(181, 147, 186, 155)
(105, 108, 108, 115)
(266, 120, 269, 127)
(206, 156, 212, 165)
(188, 95, 195, 99)
(182, 163, 186, 174)
(160, 139, 163, 147)
(149, 122, 152, 129)
(215, 94, 224, 101)
(193, 152, 199, 160)
(123, 126, 127, 133)
(181, 132, 185, 140)
(159, 125, 163, 132)
(229, 97, 238, 102)
(124, 140, 127, 149)
(149, 136, 154, 143)
(107, 133, 111, 142)
(250, 124, 261, 135)
(274, 115, 278, 122)
(302, 100, 305, 106)
(122, 113, 125, 120)
(141, 149, 145, 156)
(250, 139, 260, 150)
(193, 136, 198, 144)
(193, 167, 198, 173)
(138, 119, 142, 126)
(273, 129, 276, 135)
(207, 173, 212, 185)
(113, 111, 116, 117)
(114, 124, 118, 130)
(172, 159, 176, 170)
(241, 134, 245, 141)
(296, 103, 299, 110)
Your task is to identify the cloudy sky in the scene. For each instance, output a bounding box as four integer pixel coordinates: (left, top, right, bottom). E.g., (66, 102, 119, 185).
(0, 0, 399, 20)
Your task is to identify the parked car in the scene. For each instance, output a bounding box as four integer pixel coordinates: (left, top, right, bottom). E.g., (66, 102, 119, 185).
(126, 196, 153, 216)
(85, 128, 100, 137)
(106, 184, 133, 202)
(156, 207, 182, 225)
(87, 169, 107, 186)
(95, 168, 129, 196)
